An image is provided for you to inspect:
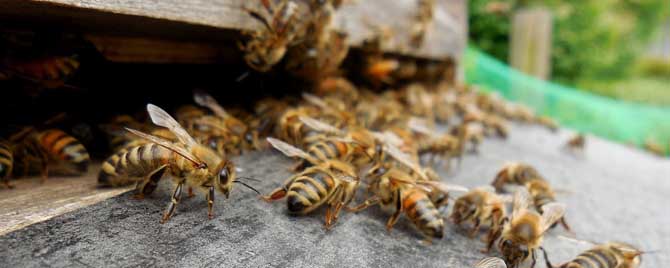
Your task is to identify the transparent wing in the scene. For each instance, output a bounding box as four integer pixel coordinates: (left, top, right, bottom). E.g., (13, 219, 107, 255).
(557, 235, 597, 247)
(512, 187, 531, 220)
(299, 115, 342, 135)
(418, 181, 469, 194)
(383, 144, 427, 180)
(371, 131, 403, 147)
(474, 257, 507, 268)
(193, 90, 230, 119)
(407, 117, 437, 137)
(476, 185, 496, 193)
(266, 137, 313, 160)
(540, 202, 566, 233)
(146, 104, 199, 148)
(125, 128, 205, 168)
(302, 93, 329, 109)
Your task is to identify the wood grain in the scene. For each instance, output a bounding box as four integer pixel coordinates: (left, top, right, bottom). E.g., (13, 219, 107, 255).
(0, 0, 467, 60)
(0, 165, 132, 236)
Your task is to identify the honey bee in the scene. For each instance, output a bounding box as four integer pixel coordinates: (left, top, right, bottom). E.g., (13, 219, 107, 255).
(276, 106, 325, 147)
(450, 186, 507, 251)
(536, 116, 558, 132)
(491, 162, 544, 192)
(0, 55, 80, 89)
(543, 237, 645, 268)
(644, 139, 665, 156)
(98, 104, 259, 223)
(262, 159, 359, 229)
(409, 0, 434, 48)
(193, 91, 252, 153)
(451, 122, 485, 153)
(498, 188, 565, 268)
(11, 128, 90, 180)
(566, 133, 586, 150)
(266, 136, 365, 170)
(351, 163, 464, 242)
(407, 117, 461, 166)
(525, 179, 571, 232)
(0, 140, 14, 189)
(474, 257, 507, 268)
(240, 0, 306, 72)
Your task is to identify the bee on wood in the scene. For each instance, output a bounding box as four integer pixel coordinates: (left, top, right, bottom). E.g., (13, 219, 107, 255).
(98, 104, 259, 223)
(0, 140, 14, 189)
(262, 159, 359, 229)
(409, 0, 435, 48)
(474, 257, 507, 268)
(536, 116, 558, 132)
(451, 122, 485, 153)
(407, 117, 461, 167)
(498, 188, 566, 268)
(240, 0, 306, 72)
(565, 133, 585, 151)
(450, 186, 508, 251)
(491, 162, 544, 192)
(11, 127, 90, 180)
(542, 237, 646, 268)
(525, 179, 572, 232)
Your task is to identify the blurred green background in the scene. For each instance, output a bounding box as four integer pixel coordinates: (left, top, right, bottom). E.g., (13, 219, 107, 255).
(468, 0, 670, 106)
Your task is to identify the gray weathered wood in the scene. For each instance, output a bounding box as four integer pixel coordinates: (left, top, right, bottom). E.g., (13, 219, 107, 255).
(0, 0, 467, 61)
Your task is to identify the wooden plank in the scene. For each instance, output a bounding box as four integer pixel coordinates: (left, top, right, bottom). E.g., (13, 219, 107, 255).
(0, 165, 132, 236)
(509, 7, 552, 80)
(0, 0, 467, 60)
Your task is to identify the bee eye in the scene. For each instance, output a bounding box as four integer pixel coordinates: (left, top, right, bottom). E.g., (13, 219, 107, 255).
(245, 132, 254, 143)
(218, 167, 230, 185)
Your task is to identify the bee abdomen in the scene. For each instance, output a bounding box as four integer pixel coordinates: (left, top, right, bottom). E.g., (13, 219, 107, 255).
(565, 248, 618, 268)
(404, 190, 444, 238)
(38, 129, 90, 173)
(286, 172, 333, 213)
(98, 144, 170, 187)
(0, 142, 13, 178)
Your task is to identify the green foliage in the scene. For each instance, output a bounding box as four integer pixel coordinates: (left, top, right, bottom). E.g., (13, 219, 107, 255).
(637, 58, 670, 78)
(468, 0, 668, 86)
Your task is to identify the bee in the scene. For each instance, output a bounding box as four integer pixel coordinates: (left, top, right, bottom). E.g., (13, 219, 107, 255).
(0, 55, 80, 89)
(98, 104, 259, 223)
(525, 179, 571, 232)
(276, 107, 325, 147)
(407, 117, 461, 166)
(240, 0, 306, 72)
(193, 91, 252, 154)
(450, 186, 507, 251)
(491, 162, 544, 192)
(566, 133, 586, 150)
(536, 116, 558, 132)
(498, 188, 566, 268)
(542, 237, 645, 268)
(360, 25, 398, 86)
(315, 77, 360, 106)
(451, 122, 485, 153)
(0, 140, 14, 189)
(474, 257, 507, 268)
(262, 159, 359, 229)
(12, 128, 90, 180)
(409, 0, 434, 48)
(644, 140, 665, 156)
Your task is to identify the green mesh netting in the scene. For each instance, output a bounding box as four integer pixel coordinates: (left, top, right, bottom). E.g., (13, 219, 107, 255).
(464, 47, 670, 153)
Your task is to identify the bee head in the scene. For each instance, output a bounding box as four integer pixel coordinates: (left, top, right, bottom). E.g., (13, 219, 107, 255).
(501, 240, 527, 267)
(215, 161, 234, 198)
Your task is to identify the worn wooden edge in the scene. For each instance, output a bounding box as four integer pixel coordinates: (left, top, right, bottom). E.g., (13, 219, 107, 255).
(0, 164, 132, 236)
(1, 0, 467, 61)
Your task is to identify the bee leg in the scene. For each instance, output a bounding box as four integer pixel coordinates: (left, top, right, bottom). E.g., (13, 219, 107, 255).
(482, 227, 502, 253)
(539, 247, 554, 268)
(160, 181, 184, 224)
(385, 189, 403, 232)
(262, 175, 297, 202)
(530, 248, 537, 268)
(187, 187, 195, 199)
(324, 185, 345, 230)
(345, 196, 380, 212)
(558, 217, 572, 232)
(137, 165, 168, 199)
(206, 186, 215, 219)
(468, 218, 481, 238)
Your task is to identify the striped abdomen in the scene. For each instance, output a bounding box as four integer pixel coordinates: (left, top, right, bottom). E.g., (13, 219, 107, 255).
(37, 129, 89, 173)
(403, 188, 444, 239)
(286, 169, 336, 214)
(98, 143, 177, 187)
(306, 140, 351, 162)
(561, 248, 619, 268)
(0, 141, 13, 178)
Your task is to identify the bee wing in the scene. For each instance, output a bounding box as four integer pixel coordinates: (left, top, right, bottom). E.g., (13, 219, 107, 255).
(476, 185, 497, 193)
(418, 181, 469, 194)
(302, 93, 329, 109)
(193, 90, 230, 119)
(540, 202, 566, 233)
(512, 187, 531, 220)
(298, 115, 342, 135)
(407, 117, 436, 137)
(125, 127, 205, 168)
(146, 104, 199, 148)
(370, 131, 402, 147)
(383, 143, 427, 180)
(557, 235, 597, 247)
(266, 137, 312, 160)
(474, 257, 507, 268)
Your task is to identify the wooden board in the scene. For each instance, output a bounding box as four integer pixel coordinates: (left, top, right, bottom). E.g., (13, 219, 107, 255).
(0, 0, 467, 61)
(0, 165, 132, 236)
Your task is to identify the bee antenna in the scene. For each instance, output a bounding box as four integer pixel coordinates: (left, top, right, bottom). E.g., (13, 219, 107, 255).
(236, 71, 250, 82)
(237, 176, 261, 182)
(234, 180, 261, 195)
